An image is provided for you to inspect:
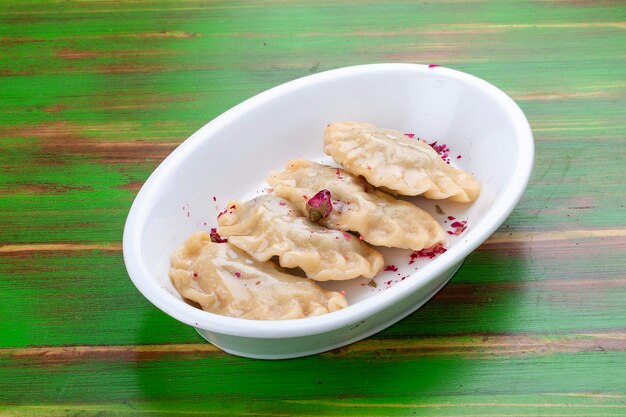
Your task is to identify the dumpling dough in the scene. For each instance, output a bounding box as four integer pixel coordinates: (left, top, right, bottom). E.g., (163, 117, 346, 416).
(267, 160, 446, 251)
(170, 231, 348, 320)
(217, 195, 383, 281)
(324, 121, 480, 202)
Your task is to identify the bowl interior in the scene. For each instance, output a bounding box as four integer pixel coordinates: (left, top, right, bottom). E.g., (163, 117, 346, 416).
(125, 64, 532, 334)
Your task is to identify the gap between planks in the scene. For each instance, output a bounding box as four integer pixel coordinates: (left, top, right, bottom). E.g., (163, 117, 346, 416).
(1, 228, 626, 253)
(2, 403, 625, 417)
(0, 405, 293, 417)
(284, 399, 626, 410)
(2, 333, 625, 361)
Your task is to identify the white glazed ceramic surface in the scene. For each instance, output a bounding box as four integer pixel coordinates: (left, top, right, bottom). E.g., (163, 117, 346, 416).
(123, 63, 534, 359)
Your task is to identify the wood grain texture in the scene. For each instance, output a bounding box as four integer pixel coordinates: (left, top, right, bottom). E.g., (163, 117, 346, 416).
(1, 0, 625, 415)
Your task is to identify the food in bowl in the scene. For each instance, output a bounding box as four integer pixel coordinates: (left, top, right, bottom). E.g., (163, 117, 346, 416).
(170, 231, 349, 319)
(267, 159, 446, 250)
(324, 121, 481, 202)
(170, 121, 480, 320)
(216, 194, 384, 281)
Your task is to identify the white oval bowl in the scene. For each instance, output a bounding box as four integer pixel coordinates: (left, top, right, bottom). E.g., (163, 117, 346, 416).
(123, 63, 533, 359)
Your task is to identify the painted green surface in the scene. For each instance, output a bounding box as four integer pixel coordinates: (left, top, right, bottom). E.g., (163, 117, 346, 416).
(1, 0, 625, 415)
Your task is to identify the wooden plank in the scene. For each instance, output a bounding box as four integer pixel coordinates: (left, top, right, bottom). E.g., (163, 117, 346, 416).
(3, 393, 626, 417)
(1, 132, 624, 243)
(1, 244, 625, 347)
(0, 348, 624, 415)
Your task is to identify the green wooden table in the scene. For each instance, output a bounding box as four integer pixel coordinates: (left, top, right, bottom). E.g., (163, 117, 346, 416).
(2, 1, 625, 415)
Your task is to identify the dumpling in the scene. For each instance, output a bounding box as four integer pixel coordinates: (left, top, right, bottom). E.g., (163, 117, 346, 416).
(170, 231, 348, 320)
(217, 195, 383, 281)
(267, 160, 446, 250)
(324, 121, 480, 202)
